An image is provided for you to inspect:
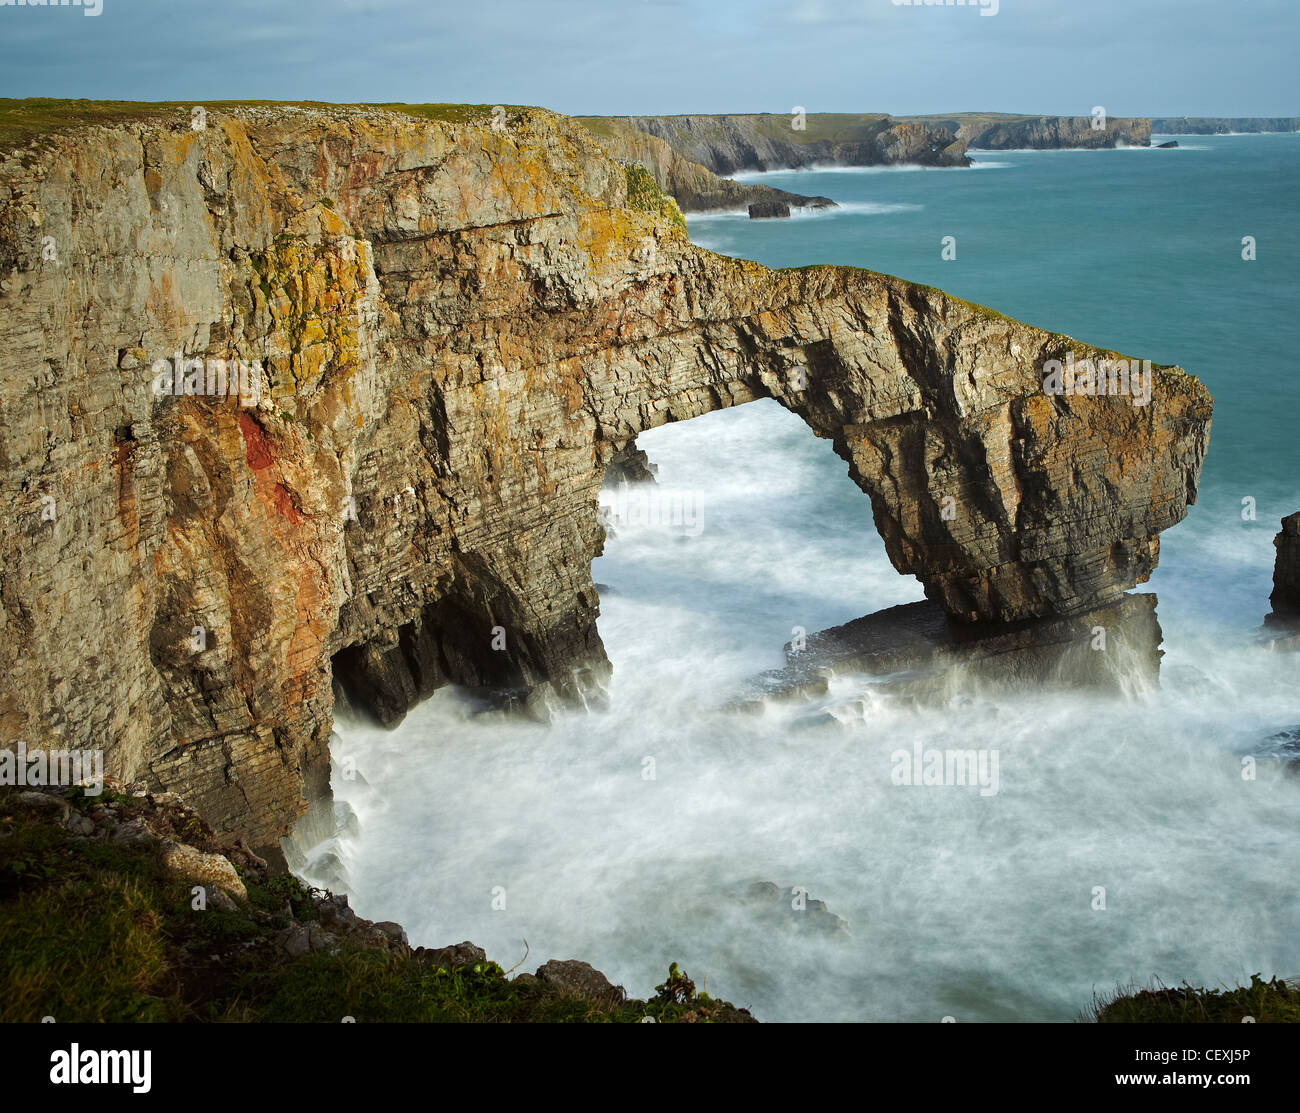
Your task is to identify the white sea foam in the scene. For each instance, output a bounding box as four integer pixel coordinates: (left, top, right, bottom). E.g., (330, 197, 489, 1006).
(729, 162, 977, 180)
(307, 400, 1300, 1022)
(685, 200, 922, 227)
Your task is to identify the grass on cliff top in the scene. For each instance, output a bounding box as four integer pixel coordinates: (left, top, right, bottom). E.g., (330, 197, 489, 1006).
(0, 787, 747, 1023)
(1090, 976, 1300, 1023)
(0, 99, 539, 151)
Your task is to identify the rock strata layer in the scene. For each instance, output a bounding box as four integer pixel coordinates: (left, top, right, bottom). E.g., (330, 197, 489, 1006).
(0, 103, 1211, 845)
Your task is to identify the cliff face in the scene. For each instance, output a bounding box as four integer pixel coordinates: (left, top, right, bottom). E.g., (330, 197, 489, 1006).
(577, 118, 835, 213)
(0, 104, 1211, 848)
(588, 113, 969, 175)
(902, 114, 1152, 150)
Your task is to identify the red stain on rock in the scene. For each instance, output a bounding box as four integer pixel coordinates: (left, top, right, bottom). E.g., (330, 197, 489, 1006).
(237, 411, 274, 470)
(274, 482, 305, 525)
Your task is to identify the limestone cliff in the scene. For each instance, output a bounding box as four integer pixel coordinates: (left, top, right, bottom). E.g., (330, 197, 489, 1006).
(584, 113, 969, 175)
(1150, 117, 1300, 135)
(577, 117, 835, 213)
(0, 102, 1211, 849)
(901, 113, 1152, 150)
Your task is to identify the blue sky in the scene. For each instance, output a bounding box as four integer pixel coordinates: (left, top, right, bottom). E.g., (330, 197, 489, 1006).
(0, 0, 1295, 117)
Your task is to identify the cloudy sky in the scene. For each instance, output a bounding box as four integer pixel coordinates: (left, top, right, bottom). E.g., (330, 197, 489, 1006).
(0, 0, 1294, 117)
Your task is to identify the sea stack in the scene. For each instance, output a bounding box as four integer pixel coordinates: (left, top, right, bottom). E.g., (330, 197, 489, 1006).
(1272, 512, 1300, 612)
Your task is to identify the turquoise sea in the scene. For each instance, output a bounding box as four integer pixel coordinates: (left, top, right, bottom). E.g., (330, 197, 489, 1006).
(318, 135, 1300, 1022)
(701, 135, 1300, 619)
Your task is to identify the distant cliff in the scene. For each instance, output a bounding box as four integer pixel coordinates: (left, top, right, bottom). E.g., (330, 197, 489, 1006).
(580, 113, 969, 175)
(1150, 117, 1300, 134)
(577, 116, 835, 213)
(900, 113, 1152, 149)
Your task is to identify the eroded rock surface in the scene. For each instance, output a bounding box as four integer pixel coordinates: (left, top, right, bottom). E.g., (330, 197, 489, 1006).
(741, 593, 1164, 709)
(1271, 512, 1300, 612)
(0, 104, 1211, 844)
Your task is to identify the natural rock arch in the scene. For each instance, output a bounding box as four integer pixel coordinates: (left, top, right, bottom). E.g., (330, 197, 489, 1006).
(0, 105, 1211, 847)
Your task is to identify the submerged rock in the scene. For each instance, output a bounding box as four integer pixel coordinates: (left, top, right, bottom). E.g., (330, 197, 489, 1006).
(1262, 727, 1300, 773)
(741, 593, 1163, 708)
(739, 881, 850, 937)
(304, 849, 348, 891)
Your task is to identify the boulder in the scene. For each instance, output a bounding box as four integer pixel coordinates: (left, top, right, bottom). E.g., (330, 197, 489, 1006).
(416, 941, 487, 968)
(535, 959, 626, 1004)
(158, 839, 247, 900)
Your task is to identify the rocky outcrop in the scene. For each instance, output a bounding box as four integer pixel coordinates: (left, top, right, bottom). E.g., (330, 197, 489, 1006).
(2, 780, 754, 1021)
(0, 103, 1211, 846)
(741, 593, 1163, 709)
(603, 439, 657, 485)
(587, 113, 969, 175)
(902, 114, 1152, 150)
(1271, 512, 1300, 613)
(748, 200, 790, 219)
(1150, 118, 1300, 135)
(579, 117, 836, 213)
